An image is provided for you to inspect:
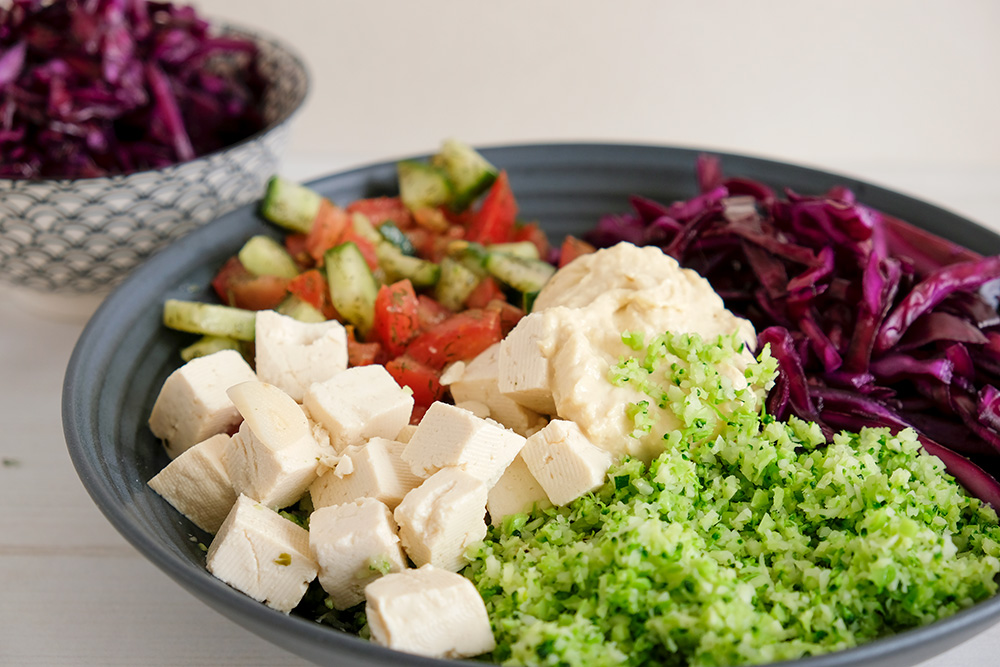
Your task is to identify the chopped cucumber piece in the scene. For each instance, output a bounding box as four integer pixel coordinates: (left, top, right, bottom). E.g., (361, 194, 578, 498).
(378, 221, 416, 256)
(376, 242, 441, 288)
(180, 335, 241, 362)
(237, 235, 300, 279)
(435, 256, 481, 311)
(486, 253, 556, 294)
(446, 240, 490, 276)
(275, 295, 326, 323)
(430, 139, 498, 211)
(163, 299, 256, 341)
(398, 160, 453, 211)
(522, 290, 540, 314)
(325, 242, 379, 336)
(351, 212, 382, 244)
(259, 176, 322, 233)
(487, 241, 540, 261)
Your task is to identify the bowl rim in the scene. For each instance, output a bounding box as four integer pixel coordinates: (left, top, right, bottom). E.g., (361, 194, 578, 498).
(0, 19, 310, 186)
(63, 141, 1000, 667)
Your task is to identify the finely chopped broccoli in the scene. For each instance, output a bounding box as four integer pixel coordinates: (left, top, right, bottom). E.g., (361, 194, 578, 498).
(464, 332, 1000, 667)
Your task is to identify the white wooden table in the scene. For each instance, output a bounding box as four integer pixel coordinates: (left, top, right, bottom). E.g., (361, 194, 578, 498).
(4, 155, 1000, 666)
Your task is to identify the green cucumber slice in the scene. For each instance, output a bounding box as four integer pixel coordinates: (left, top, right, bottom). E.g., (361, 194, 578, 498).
(398, 160, 453, 211)
(163, 300, 256, 341)
(237, 235, 299, 279)
(325, 242, 379, 336)
(430, 139, 498, 211)
(259, 176, 322, 233)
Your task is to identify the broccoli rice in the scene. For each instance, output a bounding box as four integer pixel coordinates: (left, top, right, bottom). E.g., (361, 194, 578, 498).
(464, 332, 1000, 667)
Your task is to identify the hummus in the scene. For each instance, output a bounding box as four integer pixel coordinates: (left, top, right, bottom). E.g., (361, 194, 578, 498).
(527, 242, 756, 462)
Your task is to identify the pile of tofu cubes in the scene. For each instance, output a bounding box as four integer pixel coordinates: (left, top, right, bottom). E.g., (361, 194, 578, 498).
(147, 309, 613, 659)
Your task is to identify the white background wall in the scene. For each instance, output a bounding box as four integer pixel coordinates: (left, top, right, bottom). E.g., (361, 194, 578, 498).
(200, 0, 1000, 220)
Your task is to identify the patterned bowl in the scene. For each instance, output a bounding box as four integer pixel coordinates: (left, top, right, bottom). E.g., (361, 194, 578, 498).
(0, 25, 308, 315)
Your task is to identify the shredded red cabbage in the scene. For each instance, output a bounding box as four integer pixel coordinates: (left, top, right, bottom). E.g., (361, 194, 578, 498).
(0, 0, 266, 179)
(586, 156, 1000, 508)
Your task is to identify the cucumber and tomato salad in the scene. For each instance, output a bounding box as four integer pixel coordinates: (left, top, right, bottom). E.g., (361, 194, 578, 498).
(163, 140, 595, 417)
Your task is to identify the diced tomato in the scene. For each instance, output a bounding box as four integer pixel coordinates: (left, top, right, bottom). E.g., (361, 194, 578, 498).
(464, 275, 506, 309)
(511, 221, 551, 261)
(559, 235, 596, 268)
(408, 404, 429, 425)
(346, 196, 413, 229)
(305, 199, 350, 265)
(384, 354, 445, 408)
(485, 298, 524, 337)
(372, 280, 420, 357)
(405, 228, 433, 259)
(466, 170, 517, 245)
(346, 328, 384, 366)
(416, 294, 451, 332)
(212, 256, 245, 304)
(442, 207, 474, 228)
(284, 232, 312, 268)
(405, 308, 502, 370)
(212, 257, 289, 310)
(287, 269, 338, 319)
(407, 224, 465, 263)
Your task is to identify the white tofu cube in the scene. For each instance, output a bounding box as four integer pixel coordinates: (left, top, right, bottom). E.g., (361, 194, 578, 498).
(254, 310, 348, 402)
(148, 433, 237, 534)
(454, 400, 490, 419)
(148, 349, 256, 458)
(223, 381, 323, 509)
(451, 343, 545, 435)
(438, 361, 466, 385)
(366, 564, 495, 659)
(497, 313, 557, 415)
(310, 437, 422, 511)
(486, 454, 551, 526)
(393, 468, 488, 572)
(395, 424, 418, 444)
(520, 419, 612, 506)
(303, 365, 414, 452)
(206, 494, 318, 613)
(401, 402, 525, 488)
(309, 498, 407, 610)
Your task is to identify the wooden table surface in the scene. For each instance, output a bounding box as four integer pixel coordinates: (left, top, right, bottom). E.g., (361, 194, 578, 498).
(4, 155, 1000, 666)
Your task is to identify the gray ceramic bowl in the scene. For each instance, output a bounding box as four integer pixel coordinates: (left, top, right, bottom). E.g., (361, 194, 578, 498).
(0, 24, 308, 302)
(64, 144, 1000, 667)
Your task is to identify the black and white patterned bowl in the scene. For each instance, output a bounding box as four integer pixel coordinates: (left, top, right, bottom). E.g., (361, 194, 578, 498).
(0, 25, 308, 302)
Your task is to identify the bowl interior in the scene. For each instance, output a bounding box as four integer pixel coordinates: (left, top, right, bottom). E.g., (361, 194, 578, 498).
(64, 143, 1000, 667)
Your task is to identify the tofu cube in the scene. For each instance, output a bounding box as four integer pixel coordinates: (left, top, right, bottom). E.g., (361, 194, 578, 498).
(486, 454, 551, 526)
(395, 424, 418, 444)
(454, 400, 490, 419)
(148, 433, 237, 534)
(223, 381, 323, 509)
(520, 419, 612, 506)
(148, 349, 257, 458)
(401, 402, 525, 488)
(255, 310, 348, 402)
(206, 494, 318, 613)
(303, 365, 414, 452)
(310, 437, 422, 511)
(450, 343, 545, 435)
(365, 564, 495, 659)
(309, 498, 407, 610)
(393, 468, 488, 572)
(497, 313, 557, 415)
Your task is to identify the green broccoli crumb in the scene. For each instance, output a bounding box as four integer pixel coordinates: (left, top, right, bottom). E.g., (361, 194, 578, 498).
(464, 331, 1000, 667)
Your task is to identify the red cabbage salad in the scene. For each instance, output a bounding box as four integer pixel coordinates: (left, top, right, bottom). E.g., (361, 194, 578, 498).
(585, 155, 1000, 510)
(0, 0, 267, 179)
